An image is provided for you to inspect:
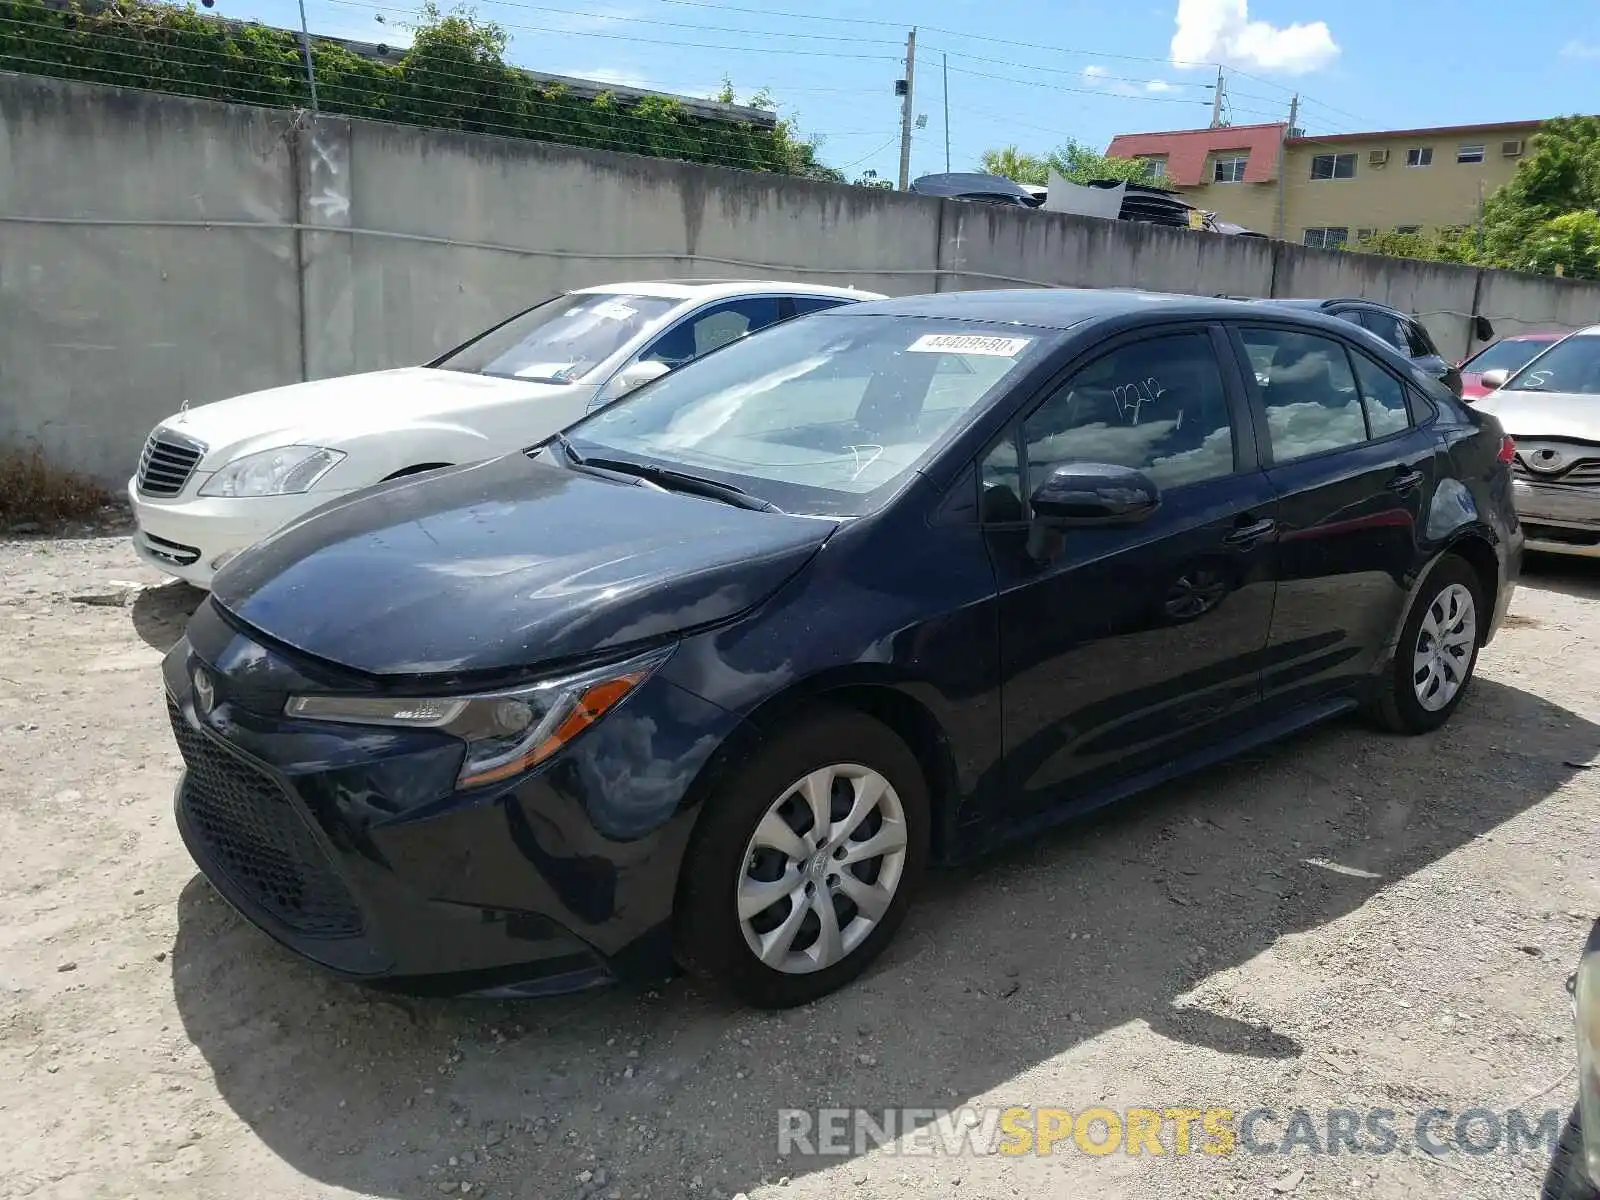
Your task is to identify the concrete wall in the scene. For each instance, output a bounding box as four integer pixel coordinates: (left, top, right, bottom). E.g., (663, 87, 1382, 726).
(6, 72, 1600, 485)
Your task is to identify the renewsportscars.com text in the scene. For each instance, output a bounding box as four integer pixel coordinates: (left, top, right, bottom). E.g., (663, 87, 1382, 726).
(777, 1105, 1564, 1159)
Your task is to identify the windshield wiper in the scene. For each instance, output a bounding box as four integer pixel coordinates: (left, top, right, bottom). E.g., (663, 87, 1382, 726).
(580, 456, 785, 513)
(550, 432, 585, 465)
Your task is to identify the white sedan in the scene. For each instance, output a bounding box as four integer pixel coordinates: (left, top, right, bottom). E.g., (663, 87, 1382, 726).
(128, 279, 880, 587)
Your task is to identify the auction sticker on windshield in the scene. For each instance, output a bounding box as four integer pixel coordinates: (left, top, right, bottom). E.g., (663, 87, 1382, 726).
(907, 334, 1033, 356)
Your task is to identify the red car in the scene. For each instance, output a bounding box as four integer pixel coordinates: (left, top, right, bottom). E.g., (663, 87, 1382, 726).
(1458, 331, 1564, 399)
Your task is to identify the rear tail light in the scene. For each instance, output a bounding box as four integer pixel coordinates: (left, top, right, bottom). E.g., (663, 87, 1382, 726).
(1497, 434, 1517, 465)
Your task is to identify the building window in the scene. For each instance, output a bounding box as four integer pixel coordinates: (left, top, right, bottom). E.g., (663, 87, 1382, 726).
(1457, 144, 1486, 164)
(1213, 155, 1248, 183)
(1310, 153, 1357, 180)
(1142, 157, 1167, 179)
(1395, 225, 1421, 235)
(1406, 146, 1433, 167)
(1304, 227, 1349, 250)
(1356, 228, 1377, 243)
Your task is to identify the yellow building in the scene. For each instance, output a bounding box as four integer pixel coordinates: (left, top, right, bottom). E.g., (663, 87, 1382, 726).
(1106, 119, 1544, 248)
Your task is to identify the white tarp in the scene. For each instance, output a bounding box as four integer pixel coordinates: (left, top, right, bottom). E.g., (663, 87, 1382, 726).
(1043, 172, 1125, 220)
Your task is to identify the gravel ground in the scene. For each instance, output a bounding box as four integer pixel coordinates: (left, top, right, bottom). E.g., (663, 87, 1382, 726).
(2, 525, 1598, 1200)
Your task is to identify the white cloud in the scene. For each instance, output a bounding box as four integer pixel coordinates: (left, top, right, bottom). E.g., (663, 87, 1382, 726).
(1561, 39, 1600, 60)
(1169, 0, 1339, 74)
(1081, 64, 1186, 97)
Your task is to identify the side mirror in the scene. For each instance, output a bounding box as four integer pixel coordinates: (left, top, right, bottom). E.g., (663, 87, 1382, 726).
(1479, 368, 1510, 392)
(1473, 315, 1496, 343)
(1030, 462, 1160, 527)
(599, 359, 671, 404)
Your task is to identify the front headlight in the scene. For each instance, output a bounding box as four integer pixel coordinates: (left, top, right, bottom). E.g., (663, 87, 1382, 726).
(1577, 939, 1600, 1182)
(199, 446, 345, 498)
(284, 646, 671, 788)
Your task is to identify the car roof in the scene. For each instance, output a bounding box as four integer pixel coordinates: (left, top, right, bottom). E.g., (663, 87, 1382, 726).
(841, 287, 1320, 330)
(572, 279, 882, 302)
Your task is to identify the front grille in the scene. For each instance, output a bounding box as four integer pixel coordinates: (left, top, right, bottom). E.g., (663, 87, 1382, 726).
(169, 699, 363, 939)
(137, 430, 206, 497)
(1513, 454, 1600, 487)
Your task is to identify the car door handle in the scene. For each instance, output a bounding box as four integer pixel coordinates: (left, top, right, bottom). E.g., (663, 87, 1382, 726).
(1387, 469, 1425, 494)
(1223, 517, 1277, 547)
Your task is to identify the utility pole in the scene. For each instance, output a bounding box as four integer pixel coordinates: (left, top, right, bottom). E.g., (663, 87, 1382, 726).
(1209, 65, 1226, 129)
(297, 0, 319, 113)
(897, 29, 917, 190)
(943, 52, 951, 173)
(1276, 93, 1297, 240)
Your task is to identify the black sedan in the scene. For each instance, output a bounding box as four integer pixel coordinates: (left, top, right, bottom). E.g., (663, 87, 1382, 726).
(163, 289, 1523, 1008)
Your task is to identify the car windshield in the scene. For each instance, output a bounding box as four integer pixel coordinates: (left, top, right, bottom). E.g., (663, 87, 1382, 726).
(1464, 337, 1555, 375)
(562, 313, 1051, 516)
(433, 292, 679, 383)
(1504, 334, 1600, 395)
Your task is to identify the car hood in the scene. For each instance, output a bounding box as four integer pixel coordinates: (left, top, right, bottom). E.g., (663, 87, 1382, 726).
(1474, 390, 1600, 441)
(156, 368, 586, 466)
(210, 453, 836, 678)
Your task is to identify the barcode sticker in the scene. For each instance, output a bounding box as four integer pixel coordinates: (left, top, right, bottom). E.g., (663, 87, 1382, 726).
(907, 333, 1032, 357)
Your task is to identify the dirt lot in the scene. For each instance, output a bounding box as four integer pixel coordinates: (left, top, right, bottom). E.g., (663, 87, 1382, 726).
(2, 526, 1598, 1200)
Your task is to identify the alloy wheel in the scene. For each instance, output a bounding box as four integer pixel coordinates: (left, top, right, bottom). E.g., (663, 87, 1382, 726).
(736, 764, 909, 975)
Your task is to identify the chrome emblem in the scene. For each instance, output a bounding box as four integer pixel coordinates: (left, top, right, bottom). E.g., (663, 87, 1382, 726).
(1528, 447, 1567, 473)
(193, 668, 215, 715)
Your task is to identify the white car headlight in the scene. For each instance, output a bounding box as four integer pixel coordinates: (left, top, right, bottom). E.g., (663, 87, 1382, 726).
(199, 446, 345, 498)
(283, 646, 671, 788)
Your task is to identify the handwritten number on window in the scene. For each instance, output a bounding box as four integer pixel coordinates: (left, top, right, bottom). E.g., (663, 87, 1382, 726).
(1111, 377, 1167, 425)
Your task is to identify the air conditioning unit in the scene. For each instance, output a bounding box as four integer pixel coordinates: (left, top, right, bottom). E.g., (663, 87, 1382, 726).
(1368, 148, 1389, 166)
(1501, 139, 1524, 157)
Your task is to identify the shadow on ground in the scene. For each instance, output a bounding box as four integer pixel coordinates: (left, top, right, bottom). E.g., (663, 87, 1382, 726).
(167, 674, 1599, 1199)
(131, 581, 205, 652)
(1520, 551, 1600, 603)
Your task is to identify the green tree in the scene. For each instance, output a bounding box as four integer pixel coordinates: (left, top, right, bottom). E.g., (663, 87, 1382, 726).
(1481, 116, 1600, 269)
(981, 140, 1154, 186)
(1046, 139, 1156, 185)
(1519, 211, 1600, 280)
(1356, 226, 1480, 265)
(980, 145, 1049, 185)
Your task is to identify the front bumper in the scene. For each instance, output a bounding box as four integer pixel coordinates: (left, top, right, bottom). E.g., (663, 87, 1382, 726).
(128, 478, 350, 588)
(1513, 479, 1600, 558)
(162, 609, 743, 996)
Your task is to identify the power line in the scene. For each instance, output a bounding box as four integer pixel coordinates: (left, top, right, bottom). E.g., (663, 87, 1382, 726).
(319, 0, 903, 60)
(367, 0, 907, 46)
(943, 62, 1207, 106)
(837, 133, 901, 171)
(925, 44, 1209, 92)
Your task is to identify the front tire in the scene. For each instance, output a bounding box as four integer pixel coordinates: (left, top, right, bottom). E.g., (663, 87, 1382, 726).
(1370, 554, 1484, 734)
(1542, 1107, 1600, 1200)
(674, 709, 930, 1008)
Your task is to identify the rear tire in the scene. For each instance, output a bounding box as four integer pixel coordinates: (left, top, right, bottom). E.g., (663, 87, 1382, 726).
(1368, 554, 1484, 734)
(673, 709, 930, 1008)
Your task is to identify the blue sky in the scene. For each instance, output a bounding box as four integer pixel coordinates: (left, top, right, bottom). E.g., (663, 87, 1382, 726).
(220, 0, 1596, 182)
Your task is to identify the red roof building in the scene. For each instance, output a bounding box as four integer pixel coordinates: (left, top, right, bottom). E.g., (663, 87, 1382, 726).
(1106, 123, 1288, 187)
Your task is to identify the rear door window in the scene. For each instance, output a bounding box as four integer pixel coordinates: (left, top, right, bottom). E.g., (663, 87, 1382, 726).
(1238, 327, 1368, 462)
(1403, 319, 1440, 359)
(1349, 348, 1412, 438)
(1357, 310, 1410, 354)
